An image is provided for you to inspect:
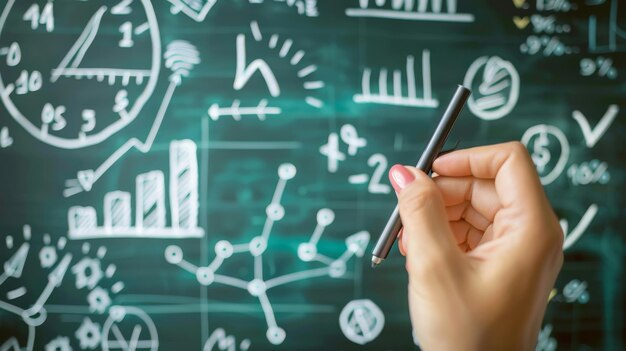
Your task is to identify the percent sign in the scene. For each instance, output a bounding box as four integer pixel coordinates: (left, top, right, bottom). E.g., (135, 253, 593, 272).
(563, 279, 590, 304)
(580, 57, 618, 79)
(520, 36, 572, 56)
(536, 324, 557, 351)
(567, 160, 610, 186)
(531, 15, 556, 33)
(539, 0, 573, 11)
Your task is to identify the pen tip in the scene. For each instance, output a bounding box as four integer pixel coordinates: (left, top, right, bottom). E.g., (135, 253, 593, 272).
(371, 262, 378, 269)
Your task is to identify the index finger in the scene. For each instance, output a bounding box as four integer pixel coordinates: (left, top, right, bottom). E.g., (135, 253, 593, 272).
(432, 141, 544, 209)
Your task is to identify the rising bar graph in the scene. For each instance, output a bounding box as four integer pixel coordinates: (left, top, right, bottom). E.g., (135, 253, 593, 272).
(346, 0, 475, 23)
(68, 140, 204, 239)
(354, 51, 439, 108)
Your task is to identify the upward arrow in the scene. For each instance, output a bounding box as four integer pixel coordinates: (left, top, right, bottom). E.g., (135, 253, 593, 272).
(3, 243, 30, 278)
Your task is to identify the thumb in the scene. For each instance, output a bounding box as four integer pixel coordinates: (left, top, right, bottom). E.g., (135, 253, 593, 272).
(389, 165, 459, 271)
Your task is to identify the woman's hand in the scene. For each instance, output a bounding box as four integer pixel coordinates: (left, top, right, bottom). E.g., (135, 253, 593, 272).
(389, 142, 563, 351)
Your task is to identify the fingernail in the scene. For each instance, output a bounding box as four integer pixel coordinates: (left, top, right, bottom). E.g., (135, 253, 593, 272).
(389, 164, 415, 193)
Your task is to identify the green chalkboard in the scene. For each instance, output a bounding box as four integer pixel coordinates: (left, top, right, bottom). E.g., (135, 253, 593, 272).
(0, 0, 624, 350)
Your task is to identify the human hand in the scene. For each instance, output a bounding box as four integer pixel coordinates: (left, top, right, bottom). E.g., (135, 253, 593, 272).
(388, 142, 563, 351)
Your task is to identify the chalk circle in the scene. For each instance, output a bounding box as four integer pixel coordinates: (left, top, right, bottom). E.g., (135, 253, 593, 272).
(102, 306, 158, 351)
(463, 56, 520, 121)
(196, 267, 215, 286)
(297, 243, 317, 261)
(316, 208, 335, 226)
(215, 240, 234, 258)
(39, 246, 57, 268)
(277, 163, 297, 180)
(266, 326, 286, 345)
(246, 279, 266, 297)
(21, 307, 47, 327)
(266, 203, 285, 221)
(249, 236, 267, 256)
(329, 260, 347, 278)
(521, 124, 570, 186)
(339, 299, 385, 345)
(164, 245, 183, 264)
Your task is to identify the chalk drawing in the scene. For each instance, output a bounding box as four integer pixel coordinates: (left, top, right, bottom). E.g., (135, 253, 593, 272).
(0, 0, 161, 149)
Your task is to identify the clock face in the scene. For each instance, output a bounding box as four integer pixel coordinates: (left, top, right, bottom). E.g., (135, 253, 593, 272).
(0, 0, 161, 149)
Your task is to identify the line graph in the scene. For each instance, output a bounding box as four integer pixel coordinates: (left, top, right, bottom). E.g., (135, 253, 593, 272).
(63, 40, 200, 197)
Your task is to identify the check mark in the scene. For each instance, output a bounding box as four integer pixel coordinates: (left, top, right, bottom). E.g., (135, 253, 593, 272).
(572, 104, 618, 148)
(560, 204, 598, 250)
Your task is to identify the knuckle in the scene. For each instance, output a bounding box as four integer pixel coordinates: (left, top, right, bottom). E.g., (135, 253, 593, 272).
(506, 141, 529, 157)
(398, 181, 438, 216)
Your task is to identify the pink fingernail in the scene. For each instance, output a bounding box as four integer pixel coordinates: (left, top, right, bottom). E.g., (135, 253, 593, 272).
(389, 165, 415, 193)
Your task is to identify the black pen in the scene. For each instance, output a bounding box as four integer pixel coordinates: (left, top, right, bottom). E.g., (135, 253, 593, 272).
(371, 85, 471, 268)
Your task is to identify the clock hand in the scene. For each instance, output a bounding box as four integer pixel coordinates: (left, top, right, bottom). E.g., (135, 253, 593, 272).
(50, 6, 107, 83)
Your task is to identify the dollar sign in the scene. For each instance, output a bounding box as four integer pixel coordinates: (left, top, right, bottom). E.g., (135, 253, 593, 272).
(532, 129, 551, 173)
(113, 89, 129, 113)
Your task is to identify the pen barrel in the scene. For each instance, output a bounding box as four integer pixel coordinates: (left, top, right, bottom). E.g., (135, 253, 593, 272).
(371, 85, 471, 264)
(416, 85, 471, 172)
(372, 206, 402, 258)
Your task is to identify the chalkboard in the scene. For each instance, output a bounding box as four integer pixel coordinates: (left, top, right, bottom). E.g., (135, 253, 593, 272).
(0, 0, 624, 350)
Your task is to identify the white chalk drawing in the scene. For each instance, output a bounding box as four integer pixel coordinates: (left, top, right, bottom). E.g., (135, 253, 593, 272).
(214, 21, 325, 116)
(101, 306, 158, 351)
(203, 328, 251, 351)
(535, 324, 557, 351)
(320, 125, 391, 194)
(346, 0, 475, 22)
(0, 126, 12, 148)
(580, 56, 618, 79)
(339, 299, 385, 345)
(44, 336, 72, 351)
(520, 35, 574, 56)
(208, 99, 281, 121)
(234, 34, 281, 97)
(165, 163, 370, 345)
(0, 226, 122, 351)
(319, 132, 346, 173)
(571, 104, 619, 148)
(354, 52, 439, 108)
(0, 0, 161, 149)
(463, 56, 520, 120)
(528, 15, 571, 34)
(588, 0, 626, 53)
(63, 40, 200, 197)
(536, 0, 574, 12)
(75, 317, 102, 349)
(348, 154, 392, 194)
(167, 0, 217, 22)
(68, 140, 204, 239)
(560, 204, 598, 250)
(567, 160, 610, 186)
(249, 0, 319, 17)
(560, 279, 590, 304)
(521, 124, 570, 185)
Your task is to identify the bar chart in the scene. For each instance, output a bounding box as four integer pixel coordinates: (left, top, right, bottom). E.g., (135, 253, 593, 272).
(346, 0, 475, 23)
(353, 51, 439, 108)
(68, 140, 204, 239)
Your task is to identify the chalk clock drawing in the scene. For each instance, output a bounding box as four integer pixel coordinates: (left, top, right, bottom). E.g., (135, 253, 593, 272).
(0, 0, 161, 149)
